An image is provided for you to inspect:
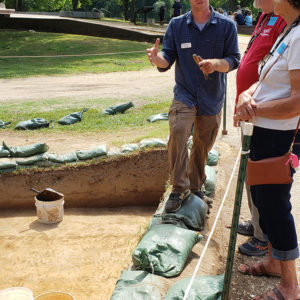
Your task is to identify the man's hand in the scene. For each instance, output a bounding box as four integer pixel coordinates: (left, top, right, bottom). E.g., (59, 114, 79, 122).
(198, 59, 217, 74)
(146, 38, 160, 66)
(146, 38, 169, 68)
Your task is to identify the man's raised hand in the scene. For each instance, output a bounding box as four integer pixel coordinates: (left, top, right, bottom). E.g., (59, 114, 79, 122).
(146, 38, 160, 66)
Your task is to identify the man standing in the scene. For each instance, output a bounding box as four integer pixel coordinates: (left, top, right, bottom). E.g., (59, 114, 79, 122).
(235, 0, 286, 256)
(147, 0, 240, 213)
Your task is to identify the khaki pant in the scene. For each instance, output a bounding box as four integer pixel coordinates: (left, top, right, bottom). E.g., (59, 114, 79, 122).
(168, 100, 221, 193)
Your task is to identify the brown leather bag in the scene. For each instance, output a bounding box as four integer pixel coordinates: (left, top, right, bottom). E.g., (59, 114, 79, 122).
(246, 152, 292, 185)
(246, 118, 300, 186)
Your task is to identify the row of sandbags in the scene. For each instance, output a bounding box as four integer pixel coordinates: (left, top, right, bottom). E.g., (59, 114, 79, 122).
(110, 163, 221, 299)
(0, 102, 170, 131)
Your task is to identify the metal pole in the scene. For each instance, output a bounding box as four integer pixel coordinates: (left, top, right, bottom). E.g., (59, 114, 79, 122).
(221, 122, 253, 300)
(222, 73, 228, 135)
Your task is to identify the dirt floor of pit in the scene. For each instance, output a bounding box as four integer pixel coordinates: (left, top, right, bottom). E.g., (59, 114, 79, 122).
(0, 34, 299, 299)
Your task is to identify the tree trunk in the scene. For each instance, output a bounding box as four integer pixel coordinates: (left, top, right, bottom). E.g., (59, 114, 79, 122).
(124, 0, 129, 20)
(130, 0, 136, 23)
(229, 0, 237, 13)
(72, 0, 79, 11)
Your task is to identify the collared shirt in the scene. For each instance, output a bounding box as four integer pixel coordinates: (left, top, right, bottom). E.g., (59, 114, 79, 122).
(158, 9, 240, 115)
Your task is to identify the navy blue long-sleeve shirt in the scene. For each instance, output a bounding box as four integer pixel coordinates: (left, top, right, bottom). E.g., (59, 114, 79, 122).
(159, 8, 240, 115)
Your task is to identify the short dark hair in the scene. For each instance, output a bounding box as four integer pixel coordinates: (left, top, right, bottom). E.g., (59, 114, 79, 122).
(287, 0, 300, 9)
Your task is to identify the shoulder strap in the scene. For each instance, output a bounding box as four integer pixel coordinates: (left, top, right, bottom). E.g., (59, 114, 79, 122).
(290, 117, 300, 152)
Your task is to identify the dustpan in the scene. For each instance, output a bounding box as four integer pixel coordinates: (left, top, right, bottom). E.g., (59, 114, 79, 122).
(31, 188, 64, 201)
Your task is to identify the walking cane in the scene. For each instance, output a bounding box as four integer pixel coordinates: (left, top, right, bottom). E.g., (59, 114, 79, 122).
(222, 74, 228, 135)
(221, 121, 253, 300)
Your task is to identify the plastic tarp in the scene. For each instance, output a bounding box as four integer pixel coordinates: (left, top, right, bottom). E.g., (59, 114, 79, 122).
(58, 108, 89, 125)
(132, 224, 201, 277)
(14, 118, 53, 130)
(15, 153, 48, 165)
(207, 149, 219, 166)
(164, 274, 224, 300)
(102, 102, 134, 115)
(76, 145, 107, 160)
(47, 152, 78, 163)
(0, 121, 11, 129)
(3, 142, 49, 158)
(121, 144, 140, 154)
(0, 160, 17, 173)
(204, 166, 217, 197)
(110, 271, 167, 300)
(147, 113, 168, 123)
(139, 139, 167, 148)
(161, 194, 208, 231)
(0, 146, 10, 158)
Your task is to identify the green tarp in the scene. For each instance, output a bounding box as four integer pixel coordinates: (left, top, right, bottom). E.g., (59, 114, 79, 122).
(121, 144, 140, 154)
(161, 194, 208, 231)
(15, 153, 48, 165)
(3, 142, 49, 158)
(47, 152, 78, 163)
(102, 102, 134, 115)
(110, 271, 167, 300)
(132, 224, 201, 278)
(76, 145, 107, 160)
(165, 274, 224, 300)
(207, 149, 219, 166)
(0, 121, 11, 129)
(0, 146, 10, 158)
(204, 166, 217, 197)
(139, 139, 167, 148)
(14, 118, 54, 130)
(58, 108, 89, 125)
(147, 113, 168, 123)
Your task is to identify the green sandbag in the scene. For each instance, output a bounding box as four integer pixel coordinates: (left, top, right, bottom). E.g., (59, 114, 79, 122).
(0, 160, 17, 170)
(121, 143, 140, 154)
(102, 102, 134, 115)
(139, 138, 167, 148)
(147, 113, 168, 123)
(76, 145, 107, 160)
(161, 194, 208, 231)
(3, 142, 49, 158)
(14, 118, 54, 130)
(0, 121, 11, 129)
(207, 149, 219, 166)
(165, 274, 224, 300)
(58, 108, 89, 125)
(15, 153, 48, 165)
(47, 152, 78, 163)
(110, 271, 167, 300)
(0, 146, 10, 158)
(132, 224, 201, 278)
(204, 165, 217, 197)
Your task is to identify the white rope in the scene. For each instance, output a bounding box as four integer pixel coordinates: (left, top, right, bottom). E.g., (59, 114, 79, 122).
(182, 147, 242, 300)
(0, 50, 145, 59)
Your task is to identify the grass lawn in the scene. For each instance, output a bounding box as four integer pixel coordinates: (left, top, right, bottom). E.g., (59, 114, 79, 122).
(0, 29, 153, 78)
(0, 96, 171, 145)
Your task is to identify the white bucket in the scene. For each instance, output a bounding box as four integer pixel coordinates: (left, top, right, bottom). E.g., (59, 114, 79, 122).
(35, 196, 64, 224)
(0, 287, 33, 300)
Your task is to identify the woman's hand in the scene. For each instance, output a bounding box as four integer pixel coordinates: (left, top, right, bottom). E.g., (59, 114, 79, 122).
(234, 91, 257, 126)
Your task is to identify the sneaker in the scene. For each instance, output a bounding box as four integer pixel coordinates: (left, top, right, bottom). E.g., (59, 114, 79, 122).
(237, 221, 254, 236)
(193, 190, 213, 207)
(238, 238, 268, 256)
(165, 190, 191, 213)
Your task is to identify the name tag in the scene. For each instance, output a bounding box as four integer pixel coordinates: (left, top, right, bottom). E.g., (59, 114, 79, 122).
(268, 17, 278, 26)
(181, 42, 192, 49)
(277, 42, 287, 55)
